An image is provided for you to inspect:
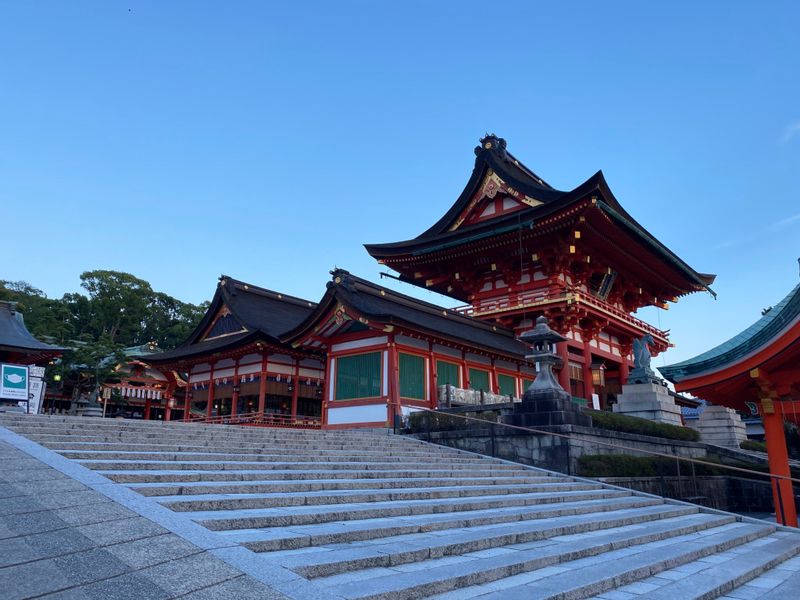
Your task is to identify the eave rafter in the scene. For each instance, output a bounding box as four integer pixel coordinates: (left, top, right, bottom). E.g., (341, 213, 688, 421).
(581, 211, 690, 303)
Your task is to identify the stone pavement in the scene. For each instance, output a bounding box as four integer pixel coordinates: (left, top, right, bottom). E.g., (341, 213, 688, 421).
(1, 414, 800, 600)
(0, 440, 289, 600)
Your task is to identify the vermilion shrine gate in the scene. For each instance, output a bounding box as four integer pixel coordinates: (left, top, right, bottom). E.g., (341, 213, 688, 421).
(662, 279, 800, 527)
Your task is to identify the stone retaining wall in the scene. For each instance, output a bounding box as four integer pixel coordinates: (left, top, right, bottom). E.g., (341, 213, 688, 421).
(598, 476, 778, 513)
(414, 423, 707, 475)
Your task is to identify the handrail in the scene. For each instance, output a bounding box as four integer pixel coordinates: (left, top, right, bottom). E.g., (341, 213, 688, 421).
(182, 410, 321, 428)
(401, 406, 800, 486)
(453, 287, 669, 341)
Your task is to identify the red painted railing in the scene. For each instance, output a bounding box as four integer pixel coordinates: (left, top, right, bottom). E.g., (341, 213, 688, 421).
(454, 288, 668, 341)
(183, 411, 321, 429)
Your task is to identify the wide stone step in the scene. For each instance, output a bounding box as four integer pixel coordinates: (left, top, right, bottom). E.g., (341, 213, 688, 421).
(223, 495, 665, 551)
(79, 459, 522, 472)
(37, 440, 453, 454)
(281, 504, 701, 578)
(25, 431, 436, 445)
(159, 481, 598, 511)
(6, 429, 404, 443)
(127, 475, 558, 496)
(11, 431, 375, 442)
(55, 449, 490, 464)
(322, 521, 773, 600)
(617, 533, 800, 600)
(756, 559, 800, 599)
(101, 468, 540, 484)
(195, 488, 633, 530)
(5, 421, 404, 444)
(469, 527, 789, 600)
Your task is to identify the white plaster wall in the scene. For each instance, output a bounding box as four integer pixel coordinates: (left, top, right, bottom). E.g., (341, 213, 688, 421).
(327, 404, 387, 425)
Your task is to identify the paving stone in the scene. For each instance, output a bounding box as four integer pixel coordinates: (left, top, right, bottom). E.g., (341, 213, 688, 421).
(0, 483, 24, 499)
(77, 516, 168, 546)
(716, 584, 771, 599)
(52, 547, 132, 585)
(51, 571, 172, 600)
(0, 495, 42, 515)
(759, 570, 800, 598)
(138, 552, 244, 595)
(177, 574, 290, 599)
(0, 558, 74, 599)
(55, 501, 136, 526)
(10, 478, 88, 495)
(106, 533, 201, 569)
(35, 490, 113, 510)
(22, 527, 97, 560)
(0, 509, 68, 538)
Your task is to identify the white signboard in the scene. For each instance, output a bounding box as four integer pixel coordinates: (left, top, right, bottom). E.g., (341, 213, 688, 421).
(29, 366, 45, 378)
(25, 379, 45, 414)
(1, 364, 29, 402)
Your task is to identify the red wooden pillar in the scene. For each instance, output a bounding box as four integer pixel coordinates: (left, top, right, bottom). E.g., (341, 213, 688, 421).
(184, 389, 191, 422)
(164, 397, 172, 422)
(557, 341, 571, 393)
(428, 342, 437, 408)
(206, 364, 215, 419)
(291, 360, 300, 419)
(231, 361, 239, 418)
(619, 359, 630, 387)
(144, 398, 152, 420)
(582, 344, 594, 404)
(258, 354, 267, 414)
(387, 339, 400, 424)
(321, 356, 333, 428)
(490, 359, 498, 395)
(762, 399, 798, 527)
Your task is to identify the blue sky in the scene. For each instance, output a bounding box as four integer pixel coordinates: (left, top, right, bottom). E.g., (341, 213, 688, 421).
(1, 1, 798, 364)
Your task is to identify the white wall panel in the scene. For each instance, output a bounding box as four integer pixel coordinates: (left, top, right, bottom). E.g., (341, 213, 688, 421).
(327, 404, 387, 425)
(238, 363, 262, 376)
(331, 337, 388, 353)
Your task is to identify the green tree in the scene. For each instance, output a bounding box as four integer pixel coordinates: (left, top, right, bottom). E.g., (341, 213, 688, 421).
(0, 280, 73, 343)
(78, 270, 154, 346)
(2, 271, 208, 403)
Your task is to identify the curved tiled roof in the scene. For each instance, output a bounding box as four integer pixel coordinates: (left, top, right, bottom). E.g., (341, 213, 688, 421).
(0, 301, 66, 356)
(661, 282, 800, 383)
(283, 269, 530, 359)
(142, 277, 317, 364)
(364, 135, 715, 294)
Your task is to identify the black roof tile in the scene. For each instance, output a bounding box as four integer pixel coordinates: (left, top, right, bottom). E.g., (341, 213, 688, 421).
(0, 302, 66, 356)
(283, 269, 530, 359)
(143, 277, 317, 364)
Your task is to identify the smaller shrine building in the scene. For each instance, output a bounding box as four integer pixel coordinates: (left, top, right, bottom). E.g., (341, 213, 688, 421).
(661, 276, 800, 527)
(0, 301, 65, 365)
(142, 276, 325, 426)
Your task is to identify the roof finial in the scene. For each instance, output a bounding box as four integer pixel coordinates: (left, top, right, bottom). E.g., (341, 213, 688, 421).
(476, 133, 507, 159)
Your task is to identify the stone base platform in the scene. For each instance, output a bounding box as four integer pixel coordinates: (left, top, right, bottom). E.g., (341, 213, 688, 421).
(697, 404, 748, 448)
(613, 381, 683, 426)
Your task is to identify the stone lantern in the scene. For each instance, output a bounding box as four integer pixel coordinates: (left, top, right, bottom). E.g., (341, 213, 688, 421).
(519, 316, 571, 402)
(503, 316, 592, 428)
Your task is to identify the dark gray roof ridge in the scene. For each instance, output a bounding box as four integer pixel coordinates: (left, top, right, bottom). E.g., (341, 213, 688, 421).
(661, 281, 800, 382)
(0, 301, 67, 353)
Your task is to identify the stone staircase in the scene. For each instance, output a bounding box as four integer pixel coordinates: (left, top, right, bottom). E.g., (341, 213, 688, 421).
(2, 414, 800, 599)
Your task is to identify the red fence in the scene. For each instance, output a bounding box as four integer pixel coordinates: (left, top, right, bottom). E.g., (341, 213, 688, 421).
(184, 411, 322, 429)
